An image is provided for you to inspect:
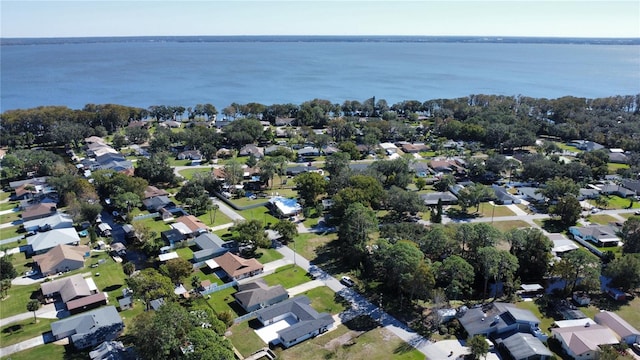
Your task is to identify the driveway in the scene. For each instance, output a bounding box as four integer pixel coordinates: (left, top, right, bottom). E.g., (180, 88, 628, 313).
(0, 334, 45, 357)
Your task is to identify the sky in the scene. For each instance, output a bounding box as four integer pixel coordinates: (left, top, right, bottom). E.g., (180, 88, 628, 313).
(1, 1, 639, 38)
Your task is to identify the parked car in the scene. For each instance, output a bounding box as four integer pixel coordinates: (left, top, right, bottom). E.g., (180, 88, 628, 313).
(341, 276, 355, 287)
(634, 210, 640, 215)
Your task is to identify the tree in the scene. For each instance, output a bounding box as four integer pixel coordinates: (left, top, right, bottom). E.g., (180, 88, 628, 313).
(434, 255, 474, 300)
(1, 279, 11, 298)
(224, 157, 244, 186)
(386, 186, 425, 219)
(553, 248, 601, 295)
(162, 257, 193, 284)
(604, 254, 640, 292)
(186, 327, 235, 360)
(294, 171, 327, 207)
(621, 217, 640, 254)
(122, 262, 135, 277)
(378, 240, 433, 307)
(414, 177, 427, 191)
(234, 219, 270, 255)
(457, 183, 494, 213)
(467, 335, 489, 360)
(0, 255, 17, 280)
(126, 268, 175, 310)
(135, 152, 176, 185)
(549, 195, 582, 226)
(273, 219, 298, 244)
(26, 299, 40, 322)
(257, 157, 278, 188)
(433, 174, 456, 192)
(537, 176, 579, 203)
(337, 203, 378, 268)
(506, 228, 553, 283)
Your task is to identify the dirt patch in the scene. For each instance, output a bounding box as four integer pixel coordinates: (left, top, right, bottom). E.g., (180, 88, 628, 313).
(323, 330, 364, 350)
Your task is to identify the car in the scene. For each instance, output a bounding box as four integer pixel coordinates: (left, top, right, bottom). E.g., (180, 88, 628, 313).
(634, 210, 640, 215)
(341, 276, 355, 287)
(633, 343, 640, 353)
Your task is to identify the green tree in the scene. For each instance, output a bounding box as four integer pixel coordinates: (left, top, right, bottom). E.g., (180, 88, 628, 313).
(294, 171, 327, 207)
(553, 248, 601, 295)
(126, 268, 175, 310)
(1, 279, 12, 298)
(604, 254, 640, 292)
(414, 177, 427, 191)
(537, 176, 579, 203)
(234, 219, 270, 255)
(122, 262, 135, 277)
(135, 152, 176, 185)
(621, 217, 640, 254)
(186, 327, 235, 360)
(338, 203, 378, 268)
(549, 195, 582, 226)
(273, 219, 298, 244)
(433, 174, 455, 192)
(386, 186, 425, 219)
(467, 335, 489, 360)
(224, 157, 244, 186)
(0, 255, 18, 280)
(457, 183, 494, 213)
(162, 257, 193, 284)
(257, 157, 278, 188)
(112, 191, 141, 215)
(26, 299, 40, 322)
(506, 228, 553, 283)
(434, 255, 474, 300)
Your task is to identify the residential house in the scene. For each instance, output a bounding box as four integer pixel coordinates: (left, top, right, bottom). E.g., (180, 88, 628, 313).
(297, 147, 321, 158)
(264, 145, 289, 156)
(322, 145, 339, 155)
(22, 203, 57, 222)
(457, 302, 543, 339)
(110, 242, 127, 257)
(233, 278, 289, 312)
(11, 177, 52, 200)
(420, 192, 458, 206)
(40, 274, 106, 314)
(569, 140, 605, 152)
(517, 187, 547, 204)
(84, 136, 106, 145)
(66, 292, 109, 315)
(286, 165, 319, 176)
(548, 234, 579, 258)
(161, 228, 185, 245)
(143, 185, 169, 199)
(177, 150, 203, 161)
(492, 185, 521, 205)
(429, 159, 465, 175)
(142, 196, 175, 212)
(213, 252, 263, 281)
(33, 244, 90, 276)
(620, 179, 640, 195)
(400, 143, 428, 154)
(89, 340, 130, 360)
(254, 296, 334, 348)
(190, 232, 234, 262)
(551, 324, 619, 360)
(594, 311, 640, 345)
(51, 306, 124, 350)
(578, 188, 600, 201)
(239, 144, 264, 158)
(172, 215, 208, 237)
(608, 152, 628, 164)
(268, 197, 302, 218)
(27, 227, 81, 255)
(379, 142, 399, 155)
(162, 120, 182, 128)
(275, 117, 296, 126)
(23, 212, 74, 232)
(496, 332, 552, 360)
(569, 225, 620, 247)
(596, 183, 636, 198)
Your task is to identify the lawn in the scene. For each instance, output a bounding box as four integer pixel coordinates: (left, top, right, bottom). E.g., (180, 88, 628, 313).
(131, 216, 171, 235)
(293, 232, 337, 262)
(301, 286, 348, 315)
(277, 320, 424, 360)
(607, 162, 629, 174)
(586, 214, 618, 225)
(490, 220, 532, 233)
(205, 286, 238, 316)
(89, 252, 129, 301)
(255, 248, 284, 264)
(0, 201, 19, 212)
(0, 211, 21, 224)
(476, 203, 516, 217)
(262, 266, 310, 289)
(227, 319, 266, 357)
(239, 207, 280, 228)
(0, 226, 24, 240)
(589, 195, 640, 210)
(196, 210, 232, 228)
(554, 142, 582, 153)
(177, 167, 213, 180)
(0, 284, 41, 319)
(515, 300, 554, 335)
(0, 317, 57, 347)
(0, 343, 89, 360)
(0, 191, 11, 201)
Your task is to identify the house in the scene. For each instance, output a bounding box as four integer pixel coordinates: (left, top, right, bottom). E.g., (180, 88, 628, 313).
(233, 278, 288, 312)
(322, 145, 340, 155)
(379, 142, 399, 155)
(264, 145, 289, 156)
(118, 296, 133, 311)
(66, 292, 108, 315)
(191, 232, 234, 262)
(286, 165, 319, 176)
(569, 140, 605, 152)
(213, 252, 263, 281)
(41, 274, 97, 302)
(517, 187, 547, 204)
(551, 324, 619, 360)
(569, 225, 620, 247)
(429, 159, 465, 174)
(23, 212, 74, 232)
(27, 227, 81, 254)
(177, 150, 203, 161)
(89, 341, 129, 360)
(457, 302, 543, 339)
(548, 234, 579, 258)
(420, 192, 458, 206)
(275, 117, 295, 126)
(620, 179, 640, 195)
(297, 147, 321, 158)
(161, 228, 186, 245)
(608, 152, 628, 164)
(51, 306, 124, 350)
(400, 143, 428, 153)
(492, 185, 521, 205)
(110, 242, 127, 257)
(596, 184, 636, 198)
(578, 188, 600, 201)
(33, 244, 90, 276)
(22, 203, 57, 222)
(254, 296, 334, 348)
(84, 136, 106, 145)
(142, 196, 175, 212)
(594, 311, 640, 344)
(268, 197, 302, 218)
(143, 185, 169, 199)
(172, 215, 208, 237)
(496, 332, 552, 360)
(239, 144, 264, 158)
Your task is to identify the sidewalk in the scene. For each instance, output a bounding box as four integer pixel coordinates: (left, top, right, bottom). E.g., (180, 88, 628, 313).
(287, 280, 324, 296)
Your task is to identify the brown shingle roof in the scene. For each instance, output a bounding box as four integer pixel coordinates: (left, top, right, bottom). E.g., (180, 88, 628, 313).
(214, 252, 263, 279)
(33, 245, 89, 275)
(176, 215, 208, 233)
(22, 203, 57, 221)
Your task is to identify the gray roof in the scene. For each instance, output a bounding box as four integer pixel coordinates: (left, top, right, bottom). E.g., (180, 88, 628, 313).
(23, 213, 74, 231)
(499, 333, 552, 359)
(142, 196, 173, 211)
(492, 185, 518, 203)
(517, 187, 546, 202)
(255, 296, 334, 343)
(51, 306, 122, 340)
(233, 278, 287, 310)
(192, 233, 231, 261)
(459, 302, 540, 337)
(27, 227, 80, 253)
(420, 191, 458, 205)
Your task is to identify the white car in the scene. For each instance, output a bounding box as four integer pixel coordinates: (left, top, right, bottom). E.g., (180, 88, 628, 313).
(341, 276, 355, 287)
(634, 210, 640, 215)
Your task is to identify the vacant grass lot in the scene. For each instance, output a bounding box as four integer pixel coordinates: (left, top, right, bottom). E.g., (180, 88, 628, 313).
(588, 195, 640, 210)
(239, 207, 280, 228)
(262, 266, 309, 289)
(227, 319, 266, 357)
(177, 167, 213, 180)
(490, 220, 532, 233)
(293, 233, 336, 262)
(586, 214, 618, 225)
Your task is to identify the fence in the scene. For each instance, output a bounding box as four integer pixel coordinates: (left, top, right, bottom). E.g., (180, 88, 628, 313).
(234, 311, 258, 324)
(571, 235, 604, 258)
(132, 212, 159, 221)
(200, 280, 237, 296)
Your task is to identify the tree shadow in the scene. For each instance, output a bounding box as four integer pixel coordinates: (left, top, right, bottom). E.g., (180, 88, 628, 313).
(393, 341, 416, 355)
(343, 315, 378, 332)
(539, 219, 567, 233)
(2, 324, 23, 335)
(103, 284, 122, 292)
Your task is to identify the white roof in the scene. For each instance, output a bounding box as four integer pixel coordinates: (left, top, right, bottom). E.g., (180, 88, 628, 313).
(170, 222, 192, 235)
(27, 228, 81, 253)
(554, 318, 597, 328)
(158, 252, 179, 262)
(521, 284, 543, 292)
(85, 277, 98, 292)
(205, 259, 220, 269)
(609, 148, 624, 153)
(23, 213, 73, 231)
(552, 239, 579, 253)
(379, 142, 398, 150)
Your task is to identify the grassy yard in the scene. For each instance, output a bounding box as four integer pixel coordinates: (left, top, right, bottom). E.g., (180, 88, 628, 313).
(239, 207, 280, 228)
(131, 216, 171, 235)
(196, 210, 232, 228)
(205, 286, 237, 316)
(0, 201, 19, 212)
(0, 343, 89, 360)
(490, 220, 532, 233)
(477, 203, 516, 217)
(89, 252, 129, 301)
(0, 283, 42, 320)
(302, 286, 348, 315)
(554, 142, 582, 153)
(0, 317, 57, 347)
(607, 162, 629, 174)
(177, 167, 213, 180)
(0, 191, 11, 201)
(0, 226, 24, 240)
(586, 214, 618, 225)
(255, 248, 284, 264)
(227, 319, 267, 357)
(293, 232, 337, 262)
(515, 300, 554, 335)
(0, 211, 21, 224)
(589, 195, 640, 210)
(262, 266, 310, 289)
